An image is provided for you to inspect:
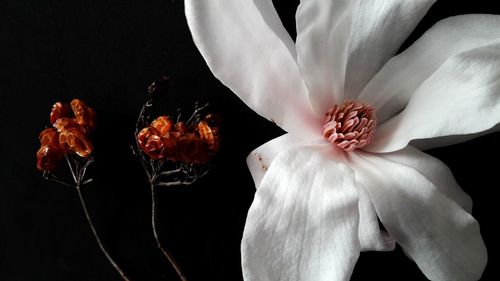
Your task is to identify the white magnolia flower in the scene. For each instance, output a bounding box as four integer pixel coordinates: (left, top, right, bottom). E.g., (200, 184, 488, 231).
(185, 0, 500, 280)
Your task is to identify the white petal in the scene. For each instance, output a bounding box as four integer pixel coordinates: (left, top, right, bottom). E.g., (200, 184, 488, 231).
(379, 146, 473, 213)
(360, 15, 500, 124)
(344, 0, 436, 100)
(295, 0, 435, 114)
(242, 146, 360, 281)
(185, 0, 320, 136)
(348, 150, 487, 281)
(356, 182, 395, 252)
(246, 133, 325, 188)
(367, 42, 500, 152)
(246, 134, 394, 252)
(295, 0, 358, 112)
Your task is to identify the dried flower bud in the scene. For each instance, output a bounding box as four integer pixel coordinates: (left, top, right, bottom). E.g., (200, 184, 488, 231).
(59, 127, 93, 158)
(37, 144, 63, 171)
(198, 121, 219, 153)
(151, 116, 173, 136)
(147, 75, 170, 99)
(50, 102, 71, 125)
(70, 99, 96, 131)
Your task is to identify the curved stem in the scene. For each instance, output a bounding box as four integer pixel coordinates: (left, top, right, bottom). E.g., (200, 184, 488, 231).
(76, 186, 131, 281)
(150, 182, 188, 281)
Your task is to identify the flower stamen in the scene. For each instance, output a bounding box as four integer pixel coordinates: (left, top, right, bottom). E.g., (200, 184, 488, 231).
(322, 100, 376, 152)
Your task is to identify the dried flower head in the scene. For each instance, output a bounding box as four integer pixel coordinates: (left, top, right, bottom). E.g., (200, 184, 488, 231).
(36, 99, 96, 171)
(137, 112, 219, 164)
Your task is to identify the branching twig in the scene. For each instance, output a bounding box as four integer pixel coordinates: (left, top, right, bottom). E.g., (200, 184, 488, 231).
(133, 98, 213, 281)
(44, 156, 131, 281)
(150, 182, 188, 281)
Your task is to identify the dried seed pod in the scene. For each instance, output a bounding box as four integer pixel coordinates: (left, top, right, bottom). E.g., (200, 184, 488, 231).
(198, 121, 219, 153)
(70, 99, 96, 131)
(151, 116, 173, 136)
(36, 144, 63, 171)
(50, 102, 72, 125)
(59, 127, 93, 157)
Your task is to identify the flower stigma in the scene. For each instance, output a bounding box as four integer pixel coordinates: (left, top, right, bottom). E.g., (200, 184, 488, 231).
(322, 100, 376, 152)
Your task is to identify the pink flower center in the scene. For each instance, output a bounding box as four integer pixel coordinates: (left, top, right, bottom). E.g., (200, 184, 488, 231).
(322, 100, 376, 152)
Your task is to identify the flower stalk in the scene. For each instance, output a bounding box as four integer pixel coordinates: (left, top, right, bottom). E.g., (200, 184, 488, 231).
(38, 99, 131, 281)
(44, 155, 131, 281)
(133, 77, 219, 281)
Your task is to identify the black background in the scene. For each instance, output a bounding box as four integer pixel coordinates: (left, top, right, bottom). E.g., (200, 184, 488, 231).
(1, 0, 499, 280)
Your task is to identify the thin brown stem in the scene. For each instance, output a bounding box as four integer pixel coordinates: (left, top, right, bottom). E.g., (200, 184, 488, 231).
(63, 156, 132, 281)
(150, 182, 188, 281)
(76, 185, 131, 281)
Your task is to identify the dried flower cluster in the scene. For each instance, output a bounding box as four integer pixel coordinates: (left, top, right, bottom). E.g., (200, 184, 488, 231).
(137, 114, 220, 164)
(37, 99, 96, 171)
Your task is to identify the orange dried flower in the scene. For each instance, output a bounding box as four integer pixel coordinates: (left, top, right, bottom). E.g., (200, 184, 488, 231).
(37, 128, 64, 171)
(143, 135, 165, 160)
(137, 109, 219, 164)
(37, 99, 96, 171)
(176, 133, 210, 164)
(50, 102, 72, 125)
(37, 144, 63, 171)
(151, 116, 173, 136)
(174, 122, 188, 134)
(39, 128, 59, 146)
(71, 99, 96, 131)
(161, 133, 178, 160)
(53, 118, 82, 133)
(59, 127, 93, 158)
(198, 121, 220, 153)
(137, 127, 165, 159)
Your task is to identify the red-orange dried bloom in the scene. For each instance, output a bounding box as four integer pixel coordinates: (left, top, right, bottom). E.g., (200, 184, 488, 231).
(37, 128, 64, 171)
(137, 109, 219, 164)
(71, 99, 96, 131)
(53, 118, 82, 133)
(198, 121, 220, 153)
(143, 135, 165, 160)
(174, 122, 188, 134)
(176, 133, 210, 164)
(37, 145, 63, 171)
(137, 127, 165, 159)
(59, 127, 93, 158)
(50, 102, 72, 125)
(151, 116, 173, 136)
(37, 99, 96, 171)
(138, 127, 159, 148)
(39, 128, 59, 146)
(161, 133, 178, 160)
